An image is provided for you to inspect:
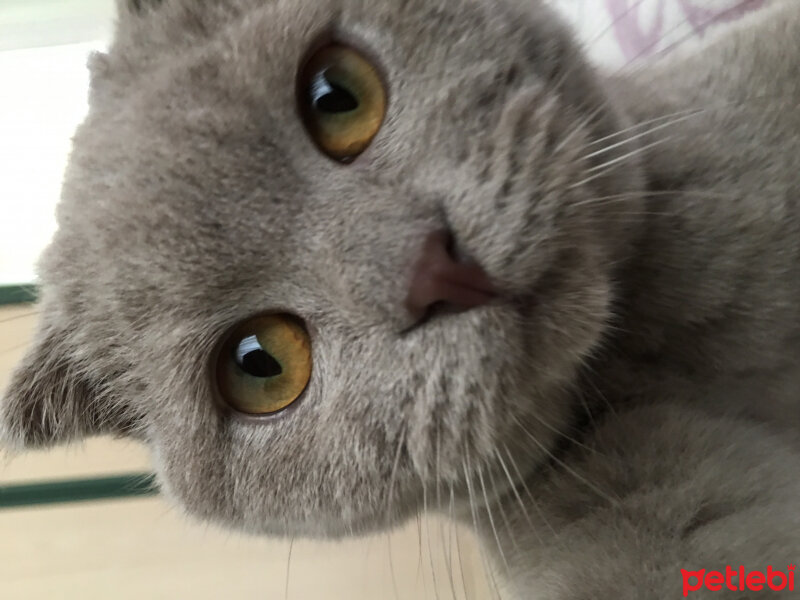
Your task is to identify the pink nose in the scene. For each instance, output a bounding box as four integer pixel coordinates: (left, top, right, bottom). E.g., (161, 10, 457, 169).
(405, 230, 496, 322)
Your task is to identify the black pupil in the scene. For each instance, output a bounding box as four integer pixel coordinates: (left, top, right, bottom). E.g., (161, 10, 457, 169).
(235, 336, 282, 378)
(310, 71, 358, 113)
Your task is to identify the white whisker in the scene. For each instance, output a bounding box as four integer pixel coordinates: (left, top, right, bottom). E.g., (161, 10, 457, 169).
(517, 423, 620, 508)
(477, 463, 511, 573)
(284, 536, 294, 600)
(450, 484, 471, 600)
(501, 444, 566, 551)
(581, 110, 704, 161)
(582, 136, 672, 176)
(435, 428, 459, 600)
(423, 477, 442, 600)
(493, 447, 542, 544)
(568, 136, 671, 190)
(463, 454, 503, 600)
(386, 427, 406, 600)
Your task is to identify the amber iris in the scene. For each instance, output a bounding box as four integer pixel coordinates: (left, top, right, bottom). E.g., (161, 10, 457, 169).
(297, 44, 387, 162)
(217, 315, 312, 415)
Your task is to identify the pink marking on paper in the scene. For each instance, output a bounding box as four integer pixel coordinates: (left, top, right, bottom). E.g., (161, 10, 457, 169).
(604, 0, 768, 61)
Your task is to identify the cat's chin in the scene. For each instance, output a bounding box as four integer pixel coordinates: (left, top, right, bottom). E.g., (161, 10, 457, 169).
(162, 476, 424, 541)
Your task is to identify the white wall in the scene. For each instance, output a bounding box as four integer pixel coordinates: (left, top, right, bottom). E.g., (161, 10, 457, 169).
(0, 42, 105, 285)
(0, 0, 112, 286)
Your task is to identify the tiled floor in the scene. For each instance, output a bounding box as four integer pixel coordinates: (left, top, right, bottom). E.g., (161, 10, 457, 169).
(0, 305, 490, 599)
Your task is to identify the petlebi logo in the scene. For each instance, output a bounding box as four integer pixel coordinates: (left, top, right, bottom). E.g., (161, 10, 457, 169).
(681, 565, 796, 596)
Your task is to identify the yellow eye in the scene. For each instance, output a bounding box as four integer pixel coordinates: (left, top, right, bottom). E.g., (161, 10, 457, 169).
(297, 43, 387, 162)
(217, 315, 312, 415)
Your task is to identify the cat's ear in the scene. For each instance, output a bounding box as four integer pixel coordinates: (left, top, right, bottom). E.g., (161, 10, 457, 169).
(1, 321, 121, 450)
(117, 0, 165, 18)
(112, 0, 228, 53)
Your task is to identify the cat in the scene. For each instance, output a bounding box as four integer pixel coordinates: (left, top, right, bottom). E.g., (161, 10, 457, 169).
(2, 0, 800, 598)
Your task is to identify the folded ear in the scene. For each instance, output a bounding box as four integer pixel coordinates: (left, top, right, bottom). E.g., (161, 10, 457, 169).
(111, 0, 230, 58)
(118, 0, 165, 17)
(1, 321, 120, 450)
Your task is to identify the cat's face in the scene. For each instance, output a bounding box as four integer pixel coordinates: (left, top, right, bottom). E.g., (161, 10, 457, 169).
(2, 0, 642, 536)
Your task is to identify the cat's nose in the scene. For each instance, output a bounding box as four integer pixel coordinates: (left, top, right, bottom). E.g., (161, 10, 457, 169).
(405, 230, 496, 323)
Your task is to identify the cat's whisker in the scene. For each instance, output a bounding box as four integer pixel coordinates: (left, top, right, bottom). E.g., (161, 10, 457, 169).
(611, 3, 719, 77)
(517, 422, 620, 508)
(385, 426, 406, 600)
(579, 211, 684, 223)
(583, 106, 699, 150)
(632, 4, 753, 74)
(581, 135, 672, 177)
(568, 137, 671, 190)
(551, 107, 604, 156)
(583, 94, 797, 165)
(677, 93, 800, 115)
(449, 484, 470, 600)
(422, 478, 442, 600)
(446, 521, 458, 600)
(385, 531, 398, 600)
(578, 362, 619, 421)
(439, 519, 458, 600)
(493, 447, 543, 545)
(484, 459, 519, 553)
(477, 463, 513, 587)
(550, 0, 651, 111)
(435, 426, 459, 600)
(581, 111, 703, 161)
(500, 443, 566, 550)
(463, 454, 502, 600)
(0, 310, 41, 325)
(0, 341, 33, 357)
(548, 0, 650, 111)
(415, 513, 428, 597)
(570, 188, 738, 211)
(641, 188, 736, 200)
(583, 0, 650, 53)
(512, 409, 598, 457)
(574, 386, 598, 432)
(568, 171, 642, 196)
(0, 445, 17, 467)
(284, 536, 294, 600)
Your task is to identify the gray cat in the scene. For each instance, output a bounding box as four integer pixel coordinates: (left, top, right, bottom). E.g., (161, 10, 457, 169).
(2, 0, 799, 598)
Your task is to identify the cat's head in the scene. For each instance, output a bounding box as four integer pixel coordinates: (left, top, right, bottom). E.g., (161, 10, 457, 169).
(1, 0, 643, 536)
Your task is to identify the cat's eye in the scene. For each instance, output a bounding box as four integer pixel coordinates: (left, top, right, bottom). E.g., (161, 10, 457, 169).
(216, 315, 312, 415)
(297, 43, 387, 162)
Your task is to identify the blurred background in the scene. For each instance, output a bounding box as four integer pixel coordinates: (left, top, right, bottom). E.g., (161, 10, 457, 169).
(0, 0, 112, 286)
(0, 0, 763, 598)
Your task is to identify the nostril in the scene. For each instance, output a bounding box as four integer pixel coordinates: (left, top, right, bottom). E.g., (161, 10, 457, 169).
(405, 230, 496, 324)
(436, 230, 470, 266)
(442, 231, 457, 259)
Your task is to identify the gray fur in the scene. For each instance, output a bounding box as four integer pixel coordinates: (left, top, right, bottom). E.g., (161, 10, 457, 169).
(2, 0, 799, 597)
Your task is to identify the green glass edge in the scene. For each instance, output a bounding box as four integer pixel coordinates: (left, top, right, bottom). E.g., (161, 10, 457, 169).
(0, 285, 39, 306)
(0, 473, 158, 509)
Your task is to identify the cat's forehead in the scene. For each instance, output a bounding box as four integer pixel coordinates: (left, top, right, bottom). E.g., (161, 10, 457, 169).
(47, 0, 568, 323)
(112, 0, 496, 76)
(82, 0, 503, 216)
(104, 0, 553, 111)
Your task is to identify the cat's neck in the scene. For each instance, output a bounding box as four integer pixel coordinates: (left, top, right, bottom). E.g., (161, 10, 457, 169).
(471, 403, 800, 600)
(466, 8, 800, 598)
(585, 42, 800, 427)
